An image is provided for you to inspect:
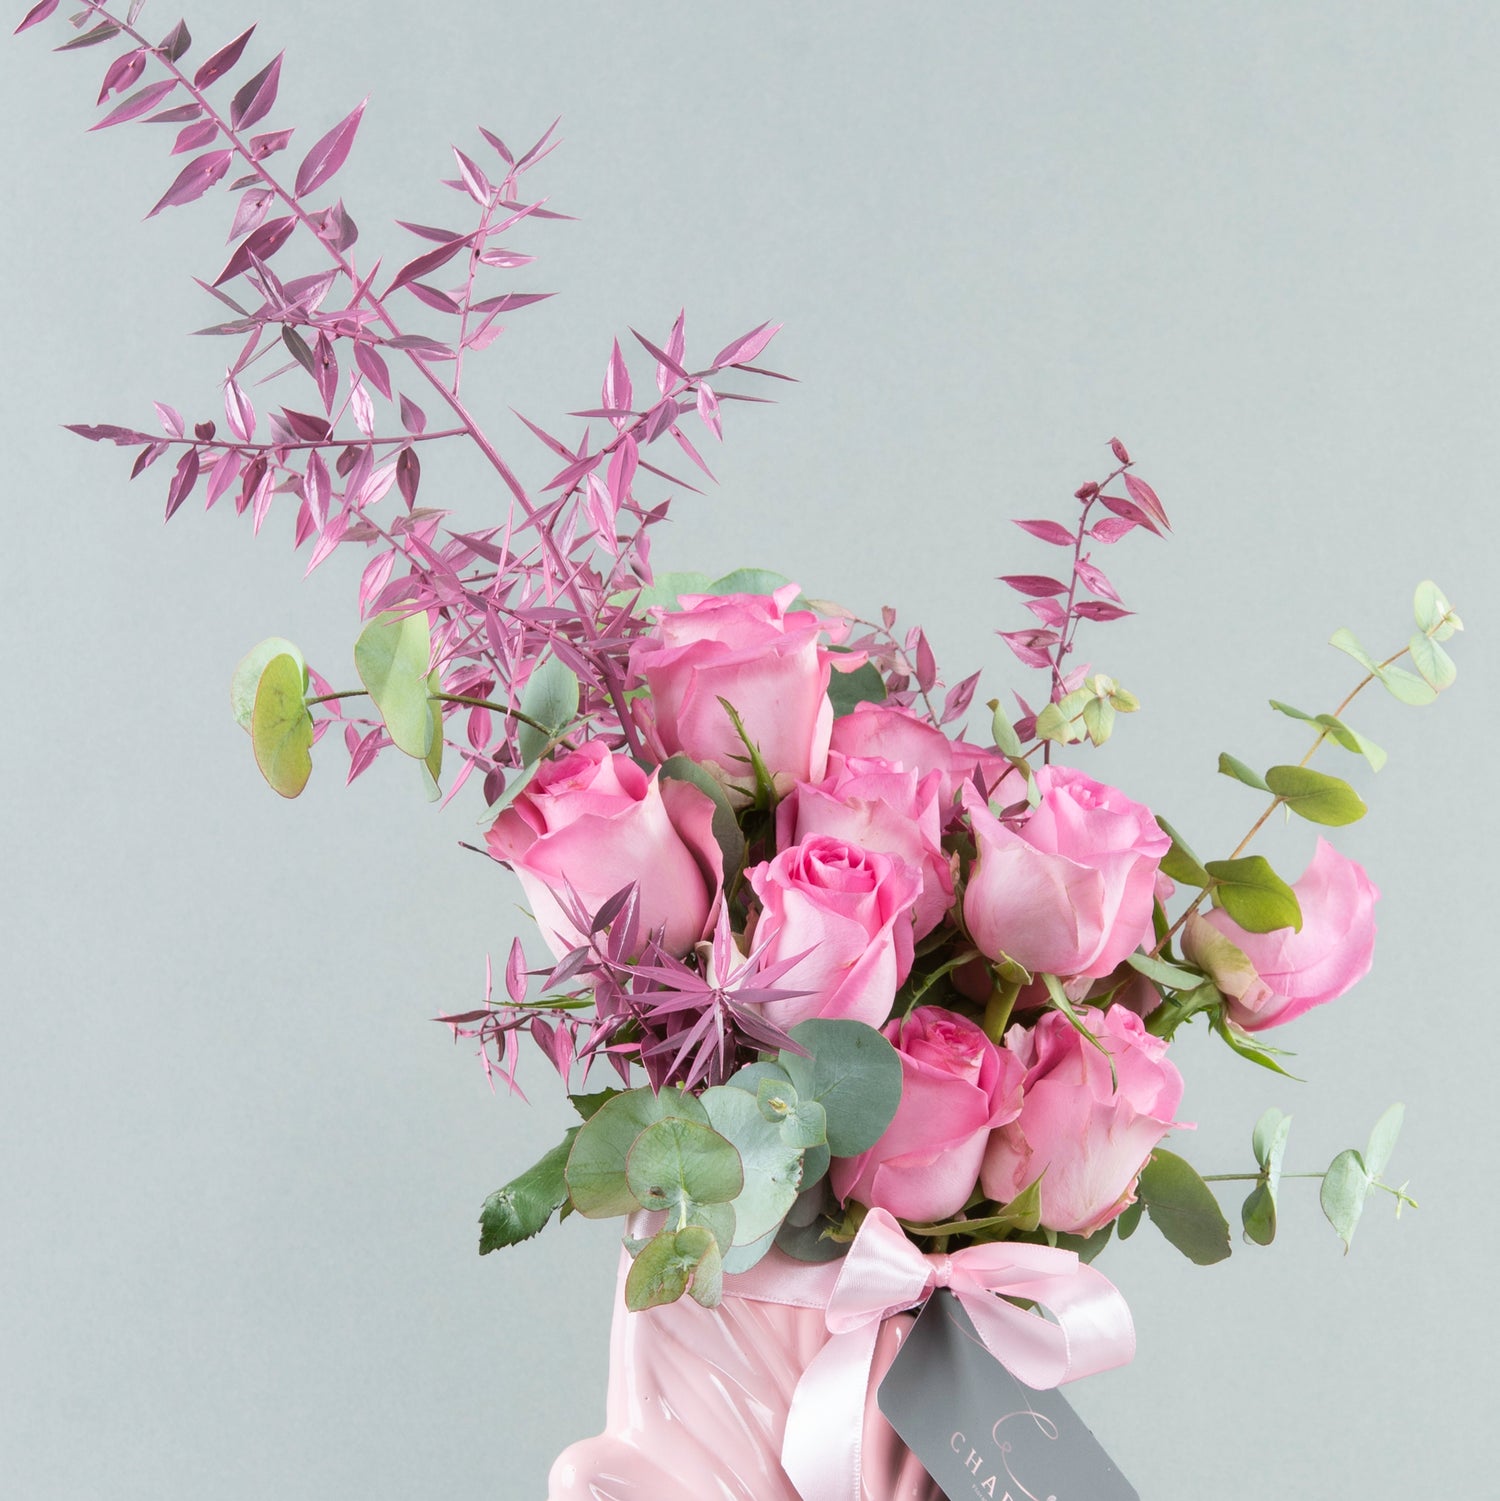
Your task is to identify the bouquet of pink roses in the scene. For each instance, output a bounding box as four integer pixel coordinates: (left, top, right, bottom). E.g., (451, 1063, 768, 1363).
(16, 2, 1465, 1494)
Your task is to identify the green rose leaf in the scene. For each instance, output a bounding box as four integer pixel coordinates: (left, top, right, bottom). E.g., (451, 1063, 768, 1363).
(478, 1129, 578, 1253)
(1156, 816, 1210, 887)
(1053, 1223, 1115, 1265)
(354, 610, 433, 758)
(1263, 765, 1367, 826)
(906, 1178, 1044, 1240)
(565, 1087, 710, 1219)
(1125, 950, 1205, 991)
(1320, 1147, 1373, 1253)
(232, 636, 307, 730)
(570, 1088, 623, 1121)
(250, 652, 314, 798)
(516, 655, 580, 764)
(1217, 753, 1269, 792)
(624, 1224, 723, 1310)
(660, 754, 747, 874)
(701, 1084, 805, 1252)
(828, 659, 888, 718)
(1115, 1197, 1144, 1242)
(1204, 856, 1302, 934)
(1211, 1011, 1302, 1079)
(1136, 1148, 1232, 1266)
(780, 1019, 903, 1158)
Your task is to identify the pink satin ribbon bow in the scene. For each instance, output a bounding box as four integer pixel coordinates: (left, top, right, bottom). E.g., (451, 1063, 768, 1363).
(731, 1207, 1136, 1501)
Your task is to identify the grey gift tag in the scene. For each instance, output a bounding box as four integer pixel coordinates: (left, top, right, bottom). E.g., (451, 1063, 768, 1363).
(876, 1291, 1139, 1501)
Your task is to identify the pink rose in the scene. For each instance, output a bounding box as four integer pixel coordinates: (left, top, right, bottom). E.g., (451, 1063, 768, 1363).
(962, 766, 1170, 980)
(829, 702, 1013, 808)
(746, 835, 921, 1029)
(1185, 837, 1378, 1032)
(833, 1006, 1025, 1223)
(775, 752, 954, 938)
(981, 1005, 1184, 1235)
(627, 584, 845, 786)
(485, 742, 721, 959)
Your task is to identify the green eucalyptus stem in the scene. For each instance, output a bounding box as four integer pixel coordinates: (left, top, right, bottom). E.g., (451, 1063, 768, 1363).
(1201, 1171, 1417, 1209)
(305, 688, 566, 743)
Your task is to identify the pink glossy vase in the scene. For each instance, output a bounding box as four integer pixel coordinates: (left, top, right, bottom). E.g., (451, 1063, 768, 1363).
(547, 1252, 940, 1501)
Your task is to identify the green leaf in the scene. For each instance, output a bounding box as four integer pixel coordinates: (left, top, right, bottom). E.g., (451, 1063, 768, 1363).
(1080, 696, 1116, 747)
(624, 1225, 722, 1310)
(988, 699, 1024, 758)
(1218, 752, 1269, 792)
(780, 1019, 903, 1158)
(1413, 580, 1461, 641)
(232, 636, 307, 730)
(828, 659, 888, 718)
(564, 1087, 709, 1219)
(628, 571, 714, 614)
(701, 1085, 805, 1251)
(706, 567, 798, 599)
(1136, 1148, 1232, 1266)
(624, 1117, 744, 1217)
(660, 755, 747, 874)
(1126, 950, 1206, 991)
(250, 652, 314, 798)
(1251, 1108, 1292, 1179)
(1041, 972, 1115, 1083)
(354, 611, 434, 758)
(1268, 699, 1316, 726)
(1053, 1223, 1114, 1264)
(1320, 1148, 1372, 1253)
(1205, 856, 1303, 933)
(725, 1061, 794, 1095)
(569, 1089, 622, 1122)
(1211, 1012, 1302, 1079)
(1363, 1102, 1405, 1181)
(1240, 1183, 1277, 1247)
(1263, 765, 1367, 826)
(1329, 627, 1376, 671)
(1375, 663, 1438, 707)
(420, 667, 443, 800)
(478, 1129, 577, 1253)
(517, 655, 580, 763)
(753, 1078, 828, 1151)
(1156, 817, 1210, 887)
(905, 1179, 1043, 1240)
(1115, 1198, 1144, 1241)
(1408, 633, 1457, 691)
(1314, 715, 1387, 773)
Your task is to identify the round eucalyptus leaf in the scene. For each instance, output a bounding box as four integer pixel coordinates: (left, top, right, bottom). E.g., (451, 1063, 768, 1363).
(781, 1018, 903, 1157)
(721, 1226, 778, 1275)
(354, 610, 433, 758)
(701, 1085, 804, 1245)
(565, 1086, 708, 1219)
(624, 1117, 743, 1212)
(231, 636, 306, 730)
(624, 1225, 721, 1311)
(250, 652, 313, 799)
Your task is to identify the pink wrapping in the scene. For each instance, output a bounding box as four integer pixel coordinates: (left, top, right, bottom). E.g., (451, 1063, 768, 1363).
(546, 1254, 940, 1501)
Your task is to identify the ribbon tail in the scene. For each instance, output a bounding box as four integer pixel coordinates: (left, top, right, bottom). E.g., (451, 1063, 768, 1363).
(781, 1324, 878, 1501)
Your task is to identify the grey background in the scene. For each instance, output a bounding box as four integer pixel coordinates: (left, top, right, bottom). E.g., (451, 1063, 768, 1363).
(1, 1, 1493, 1496)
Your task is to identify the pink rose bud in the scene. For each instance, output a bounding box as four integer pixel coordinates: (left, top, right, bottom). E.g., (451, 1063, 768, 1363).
(485, 742, 721, 959)
(962, 766, 1170, 981)
(747, 835, 921, 1029)
(776, 753, 954, 938)
(828, 701, 1015, 810)
(1186, 837, 1379, 1032)
(833, 1006, 1025, 1223)
(627, 584, 844, 786)
(981, 1005, 1184, 1235)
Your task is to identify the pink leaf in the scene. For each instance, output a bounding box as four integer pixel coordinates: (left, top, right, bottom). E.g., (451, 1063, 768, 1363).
(97, 47, 144, 101)
(144, 103, 203, 124)
(1071, 601, 1133, 622)
(397, 220, 463, 243)
(295, 98, 366, 197)
(350, 382, 375, 437)
(1110, 437, 1131, 464)
(544, 451, 602, 493)
(386, 334, 455, 361)
(293, 497, 317, 549)
(359, 550, 397, 613)
(1099, 494, 1161, 536)
(669, 423, 714, 480)
(999, 573, 1069, 597)
(397, 447, 420, 508)
(695, 382, 722, 440)
(603, 339, 632, 416)
(15, 0, 61, 35)
(914, 631, 937, 693)
(633, 328, 689, 383)
(192, 24, 254, 88)
(145, 149, 233, 217)
(171, 119, 219, 154)
(1074, 559, 1122, 603)
(480, 125, 513, 165)
(204, 450, 241, 509)
(398, 394, 427, 434)
(475, 247, 533, 269)
(250, 127, 294, 159)
(304, 451, 330, 530)
(236, 454, 266, 514)
(280, 408, 330, 442)
(710, 321, 781, 370)
(229, 52, 281, 131)
(998, 628, 1059, 669)
(155, 19, 190, 62)
(153, 402, 184, 438)
(227, 187, 273, 241)
(313, 332, 338, 415)
(130, 441, 167, 479)
(941, 671, 980, 725)
(164, 447, 200, 520)
(516, 115, 561, 171)
(223, 374, 255, 441)
(407, 282, 462, 314)
(1012, 517, 1076, 546)
(90, 78, 175, 130)
(452, 145, 491, 204)
(640, 398, 678, 443)
(213, 214, 293, 284)
(606, 435, 637, 506)
(250, 468, 275, 532)
(1123, 473, 1170, 531)
(304, 511, 347, 576)
(1024, 597, 1067, 627)
(54, 20, 118, 51)
(506, 939, 528, 1005)
(353, 341, 391, 400)
(1089, 516, 1136, 544)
